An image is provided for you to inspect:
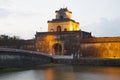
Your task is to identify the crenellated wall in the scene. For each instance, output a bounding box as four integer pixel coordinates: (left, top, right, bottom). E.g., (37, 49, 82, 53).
(80, 37, 120, 58)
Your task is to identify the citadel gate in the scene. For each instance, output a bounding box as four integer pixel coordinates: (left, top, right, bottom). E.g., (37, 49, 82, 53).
(53, 43, 62, 55)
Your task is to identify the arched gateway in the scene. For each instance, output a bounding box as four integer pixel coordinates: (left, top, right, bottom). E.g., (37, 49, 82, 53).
(53, 43, 62, 55)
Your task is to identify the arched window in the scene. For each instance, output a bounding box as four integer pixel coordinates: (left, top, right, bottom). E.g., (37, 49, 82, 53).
(57, 26, 61, 32)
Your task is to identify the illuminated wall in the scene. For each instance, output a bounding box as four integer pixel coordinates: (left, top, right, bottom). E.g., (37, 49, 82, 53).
(35, 31, 86, 55)
(48, 21, 79, 32)
(35, 34, 64, 55)
(80, 38, 120, 58)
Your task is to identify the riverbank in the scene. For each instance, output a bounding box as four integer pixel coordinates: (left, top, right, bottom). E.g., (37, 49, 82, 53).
(0, 57, 120, 72)
(0, 63, 67, 72)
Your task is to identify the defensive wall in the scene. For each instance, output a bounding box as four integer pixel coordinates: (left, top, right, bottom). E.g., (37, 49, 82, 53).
(80, 37, 120, 58)
(0, 39, 35, 51)
(1, 36, 120, 59)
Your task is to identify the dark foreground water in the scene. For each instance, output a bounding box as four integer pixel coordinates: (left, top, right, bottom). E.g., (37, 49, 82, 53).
(0, 66, 120, 80)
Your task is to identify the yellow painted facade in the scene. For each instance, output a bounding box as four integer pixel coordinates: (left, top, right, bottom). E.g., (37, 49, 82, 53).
(48, 21, 79, 32)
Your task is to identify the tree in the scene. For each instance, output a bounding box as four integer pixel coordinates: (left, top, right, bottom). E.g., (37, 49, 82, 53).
(0, 35, 22, 40)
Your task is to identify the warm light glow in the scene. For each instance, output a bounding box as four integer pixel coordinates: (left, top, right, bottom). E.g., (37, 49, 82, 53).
(45, 69, 54, 80)
(81, 42, 120, 58)
(70, 24, 73, 31)
(48, 21, 79, 32)
(45, 35, 55, 41)
(44, 68, 75, 80)
(44, 35, 57, 55)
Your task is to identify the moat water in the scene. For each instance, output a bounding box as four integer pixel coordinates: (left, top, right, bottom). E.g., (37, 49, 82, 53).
(0, 66, 120, 80)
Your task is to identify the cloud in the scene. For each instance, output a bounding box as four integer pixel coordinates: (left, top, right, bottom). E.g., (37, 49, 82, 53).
(0, 0, 12, 18)
(0, 0, 12, 9)
(0, 8, 11, 18)
(0, 0, 10, 5)
(85, 18, 120, 37)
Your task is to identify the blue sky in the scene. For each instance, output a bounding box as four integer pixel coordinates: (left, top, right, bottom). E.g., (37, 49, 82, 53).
(0, 0, 120, 39)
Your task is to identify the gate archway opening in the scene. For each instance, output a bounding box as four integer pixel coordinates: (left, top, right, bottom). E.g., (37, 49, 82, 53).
(53, 43, 62, 55)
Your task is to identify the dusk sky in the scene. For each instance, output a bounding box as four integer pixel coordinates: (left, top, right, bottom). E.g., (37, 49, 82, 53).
(0, 0, 120, 39)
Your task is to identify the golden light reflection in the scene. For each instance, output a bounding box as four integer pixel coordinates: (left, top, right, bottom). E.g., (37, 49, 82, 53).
(45, 69, 54, 80)
(94, 67, 120, 76)
(44, 68, 75, 80)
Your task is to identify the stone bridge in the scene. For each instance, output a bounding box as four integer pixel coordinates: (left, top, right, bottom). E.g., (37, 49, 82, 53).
(0, 48, 52, 68)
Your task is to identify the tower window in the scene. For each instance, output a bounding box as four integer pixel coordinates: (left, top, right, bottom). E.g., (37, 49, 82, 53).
(57, 26, 61, 32)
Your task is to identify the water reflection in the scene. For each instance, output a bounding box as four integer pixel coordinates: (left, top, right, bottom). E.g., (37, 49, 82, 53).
(45, 66, 75, 80)
(0, 70, 45, 80)
(0, 66, 120, 80)
(44, 66, 120, 80)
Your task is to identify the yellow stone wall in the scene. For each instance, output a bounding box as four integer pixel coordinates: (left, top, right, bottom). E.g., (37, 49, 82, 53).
(81, 42, 120, 58)
(48, 21, 79, 32)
